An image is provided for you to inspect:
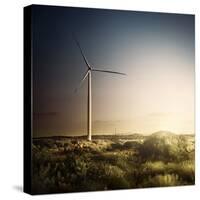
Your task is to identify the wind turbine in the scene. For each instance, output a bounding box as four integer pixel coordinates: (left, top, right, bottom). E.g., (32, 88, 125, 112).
(74, 35, 126, 141)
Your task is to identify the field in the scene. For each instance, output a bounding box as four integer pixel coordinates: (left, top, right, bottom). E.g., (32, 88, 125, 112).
(32, 131, 195, 194)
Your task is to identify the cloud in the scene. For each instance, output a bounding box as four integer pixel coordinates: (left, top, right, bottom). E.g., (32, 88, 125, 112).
(147, 112, 173, 118)
(33, 112, 58, 117)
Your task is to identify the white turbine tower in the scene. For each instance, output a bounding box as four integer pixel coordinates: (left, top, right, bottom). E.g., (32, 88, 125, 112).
(74, 35, 126, 141)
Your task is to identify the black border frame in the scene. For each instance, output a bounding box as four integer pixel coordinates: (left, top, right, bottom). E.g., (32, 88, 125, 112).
(23, 5, 32, 195)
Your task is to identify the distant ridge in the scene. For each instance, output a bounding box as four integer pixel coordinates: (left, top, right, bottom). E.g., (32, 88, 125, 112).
(33, 133, 144, 140)
(151, 130, 176, 136)
(33, 131, 194, 140)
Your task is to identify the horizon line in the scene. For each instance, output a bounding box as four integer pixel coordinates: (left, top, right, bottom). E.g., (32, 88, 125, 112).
(33, 131, 195, 139)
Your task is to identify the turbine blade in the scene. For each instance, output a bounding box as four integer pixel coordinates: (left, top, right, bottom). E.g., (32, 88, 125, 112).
(92, 69, 126, 75)
(74, 70, 89, 93)
(73, 33, 91, 69)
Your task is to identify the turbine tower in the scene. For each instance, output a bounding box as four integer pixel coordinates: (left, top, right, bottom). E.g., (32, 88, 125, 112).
(74, 35, 126, 141)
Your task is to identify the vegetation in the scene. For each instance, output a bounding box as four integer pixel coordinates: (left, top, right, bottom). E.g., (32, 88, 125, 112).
(32, 132, 195, 194)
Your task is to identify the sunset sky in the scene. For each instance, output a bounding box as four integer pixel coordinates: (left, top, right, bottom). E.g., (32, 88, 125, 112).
(32, 5, 195, 137)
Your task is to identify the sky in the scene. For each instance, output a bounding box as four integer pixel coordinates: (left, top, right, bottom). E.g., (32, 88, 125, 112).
(32, 5, 195, 137)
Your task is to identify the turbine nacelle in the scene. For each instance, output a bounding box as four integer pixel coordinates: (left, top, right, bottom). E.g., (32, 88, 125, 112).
(75, 67, 126, 92)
